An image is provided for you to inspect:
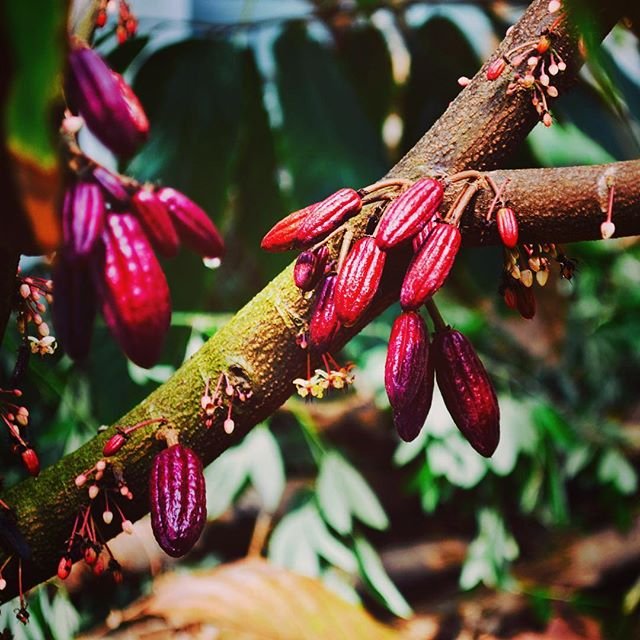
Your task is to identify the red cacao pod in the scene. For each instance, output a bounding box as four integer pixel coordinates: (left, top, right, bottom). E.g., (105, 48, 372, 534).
(52, 256, 97, 361)
(400, 222, 461, 310)
(157, 188, 224, 259)
(308, 274, 340, 352)
(385, 311, 429, 411)
(515, 283, 536, 319)
(296, 188, 362, 245)
(131, 188, 180, 257)
(433, 328, 500, 457)
(93, 213, 171, 368)
(496, 207, 518, 248)
(66, 43, 149, 157)
(103, 432, 127, 457)
(21, 448, 40, 477)
(334, 237, 386, 327)
(149, 443, 207, 557)
(260, 205, 313, 252)
(375, 178, 444, 250)
(62, 180, 105, 259)
(486, 57, 507, 81)
(294, 246, 329, 291)
(392, 352, 435, 442)
(411, 214, 439, 253)
(57, 556, 72, 580)
(92, 166, 130, 205)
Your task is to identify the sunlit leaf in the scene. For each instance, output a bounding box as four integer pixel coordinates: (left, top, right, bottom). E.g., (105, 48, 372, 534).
(245, 424, 286, 513)
(205, 446, 248, 519)
(598, 448, 638, 495)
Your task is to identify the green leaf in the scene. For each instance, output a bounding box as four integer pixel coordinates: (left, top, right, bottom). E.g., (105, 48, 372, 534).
(532, 404, 576, 449)
(393, 427, 428, 467)
(204, 446, 249, 519)
(427, 434, 488, 489)
(317, 453, 353, 535)
(598, 448, 638, 495)
(354, 537, 412, 619)
(245, 424, 286, 513)
(274, 23, 387, 205)
(269, 508, 321, 578)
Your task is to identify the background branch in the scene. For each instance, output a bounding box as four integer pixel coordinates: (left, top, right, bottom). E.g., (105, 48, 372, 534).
(0, 0, 636, 603)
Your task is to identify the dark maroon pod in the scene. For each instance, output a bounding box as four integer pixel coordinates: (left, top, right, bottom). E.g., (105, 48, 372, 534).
(52, 255, 97, 361)
(294, 246, 329, 291)
(66, 43, 149, 157)
(149, 443, 207, 557)
(92, 166, 130, 205)
(62, 179, 105, 260)
(156, 187, 224, 259)
(392, 352, 435, 442)
(375, 178, 444, 250)
(131, 188, 180, 257)
(92, 213, 171, 368)
(433, 328, 500, 457)
(308, 274, 340, 352)
(385, 311, 429, 411)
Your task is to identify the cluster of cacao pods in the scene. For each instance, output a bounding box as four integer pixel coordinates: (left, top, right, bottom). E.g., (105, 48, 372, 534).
(149, 434, 207, 557)
(55, 43, 224, 368)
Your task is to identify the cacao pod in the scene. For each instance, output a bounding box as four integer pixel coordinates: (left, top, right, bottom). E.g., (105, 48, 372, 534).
(385, 311, 429, 411)
(62, 180, 105, 259)
(400, 222, 461, 310)
(496, 207, 518, 248)
(515, 283, 536, 319)
(157, 188, 224, 259)
(93, 213, 171, 368)
(334, 237, 386, 327)
(296, 188, 362, 245)
(132, 188, 180, 257)
(308, 274, 340, 352)
(375, 178, 443, 250)
(260, 205, 314, 252)
(149, 443, 207, 557)
(92, 166, 130, 205)
(433, 328, 500, 457)
(294, 246, 329, 291)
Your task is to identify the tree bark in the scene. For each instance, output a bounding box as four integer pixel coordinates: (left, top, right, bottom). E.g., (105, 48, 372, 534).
(0, 0, 636, 603)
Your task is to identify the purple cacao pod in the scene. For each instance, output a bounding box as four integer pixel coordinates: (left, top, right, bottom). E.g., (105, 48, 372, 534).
(433, 328, 500, 457)
(375, 178, 444, 250)
(92, 166, 130, 206)
(92, 213, 171, 368)
(385, 311, 429, 411)
(392, 352, 435, 442)
(52, 255, 97, 361)
(294, 246, 329, 291)
(156, 187, 224, 259)
(308, 274, 340, 352)
(66, 43, 149, 157)
(62, 180, 105, 259)
(131, 188, 180, 257)
(334, 236, 386, 327)
(150, 443, 207, 557)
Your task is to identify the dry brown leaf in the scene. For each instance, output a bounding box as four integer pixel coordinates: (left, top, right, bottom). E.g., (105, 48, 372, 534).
(79, 558, 399, 640)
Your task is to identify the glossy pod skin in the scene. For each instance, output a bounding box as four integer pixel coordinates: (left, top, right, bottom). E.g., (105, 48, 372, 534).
(308, 274, 340, 352)
(296, 188, 362, 245)
(149, 444, 207, 558)
(400, 222, 461, 310)
(375, 178, 444, 250)
(496, 207, 519, 248)
(294, 246, 329, 291)
(261, 205, 314, 252)
(62, 180, 105, 260)
(334, 237, 386, 327)
(384, 311, 429, 411)
(93, 214, 171, 368)
(131, 188, 180, 257)
(433, 328, 500, 457)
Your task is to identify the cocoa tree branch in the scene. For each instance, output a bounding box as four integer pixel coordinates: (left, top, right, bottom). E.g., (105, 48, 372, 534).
(0, 0, 634, 603)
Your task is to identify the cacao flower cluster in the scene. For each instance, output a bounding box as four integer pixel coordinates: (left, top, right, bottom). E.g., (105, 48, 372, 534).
(56, 43, 224, 368)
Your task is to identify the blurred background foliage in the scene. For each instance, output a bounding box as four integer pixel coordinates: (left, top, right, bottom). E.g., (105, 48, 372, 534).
(1, 0, 640, 637)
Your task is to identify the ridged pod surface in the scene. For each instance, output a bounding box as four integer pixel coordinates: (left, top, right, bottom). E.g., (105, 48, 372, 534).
(392, 353, 435, 442)
(433, 328, 500, 457)
(334, 237, 386, 327)
(260, 205, 314, 252)
(294, 246, 329, 291)
(132, 188, 180, 257)
(308, 274, 340, 352)
(296, 188, 362, 245)
(157, 188, 224, 259)
(385, 311, 429, 411)
(93, 214, 171, 368)
(149, 444, 207, 557)
(66, 44, 149, 157)
(62, 180, 105, 259)
(375, 178, 444, 250)
(400, 222, 461, 310)
(52, 256, 97, 361)
(496, 207, 518, 248)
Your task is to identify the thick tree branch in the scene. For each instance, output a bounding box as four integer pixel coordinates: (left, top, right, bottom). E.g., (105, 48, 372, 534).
(0, 0, 635, 603)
